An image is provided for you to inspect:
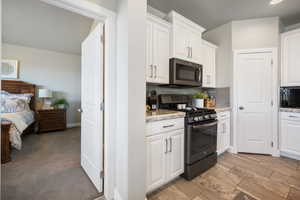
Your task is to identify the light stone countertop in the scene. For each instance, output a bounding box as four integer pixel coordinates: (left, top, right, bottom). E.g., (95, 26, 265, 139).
(210, 107, 231, 113)
(146, 109, 185, 122)
(280, 108, 300, 113)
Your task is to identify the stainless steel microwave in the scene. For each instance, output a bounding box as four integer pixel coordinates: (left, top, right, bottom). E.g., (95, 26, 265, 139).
(169, 58, 202, 87)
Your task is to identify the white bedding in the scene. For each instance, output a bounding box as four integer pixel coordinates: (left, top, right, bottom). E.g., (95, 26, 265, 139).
(1, 110, 35, 150)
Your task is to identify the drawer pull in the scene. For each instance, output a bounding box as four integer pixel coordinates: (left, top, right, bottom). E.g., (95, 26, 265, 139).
(163, 124, 175, 128)
(289, 115, 299, 118)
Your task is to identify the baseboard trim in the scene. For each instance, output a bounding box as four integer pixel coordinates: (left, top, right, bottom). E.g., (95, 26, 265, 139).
(67, 123, 81, 128)
(280, 151, 300, 161)
(228, 146, 237, 154)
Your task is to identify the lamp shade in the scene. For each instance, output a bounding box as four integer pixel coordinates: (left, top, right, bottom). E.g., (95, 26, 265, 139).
(38, 89, 52, 98)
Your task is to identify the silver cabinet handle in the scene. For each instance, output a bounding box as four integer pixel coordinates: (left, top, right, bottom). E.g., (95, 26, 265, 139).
(165, 139, 168, 154)
(154, 65, 157, 79)
(289, 115, 299, 118)
(77, 108, 83, 113)
(163, 124, 175, 128)
(169, 138, 172, 153)
(191, 47, 193, 58)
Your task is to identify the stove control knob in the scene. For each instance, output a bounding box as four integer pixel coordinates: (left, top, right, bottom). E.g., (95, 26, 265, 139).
(210, 114, 217, 118)
(198, 116, 203, 121)
(194, 117, 199, 121)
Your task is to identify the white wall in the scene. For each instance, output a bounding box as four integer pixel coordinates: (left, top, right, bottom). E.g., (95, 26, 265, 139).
(115, 0, 146, 199)
(284, 22, 300, 32)
(232, 17, 280, 50)
(2, 43, 81, 125)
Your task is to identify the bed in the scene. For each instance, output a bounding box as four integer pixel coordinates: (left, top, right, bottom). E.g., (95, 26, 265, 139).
(1, 80, 36, 164)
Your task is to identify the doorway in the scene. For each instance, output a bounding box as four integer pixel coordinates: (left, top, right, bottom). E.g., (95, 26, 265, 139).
(1, 0, 107, 199)
(233, 49, 279, 156)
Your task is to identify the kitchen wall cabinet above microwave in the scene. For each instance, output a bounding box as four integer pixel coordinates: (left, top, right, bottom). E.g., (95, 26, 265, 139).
(167, 11, 206, 64)
(146, 14, 171, 84)
(281, 28, 300, 87)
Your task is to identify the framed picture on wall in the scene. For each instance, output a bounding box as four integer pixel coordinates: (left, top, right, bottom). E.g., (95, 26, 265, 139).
(1, 59, 19, 79)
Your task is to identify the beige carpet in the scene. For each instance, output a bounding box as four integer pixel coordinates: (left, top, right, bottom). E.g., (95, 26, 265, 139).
(1, 128, 100, 200)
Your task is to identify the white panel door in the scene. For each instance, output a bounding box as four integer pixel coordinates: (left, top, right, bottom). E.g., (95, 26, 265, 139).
(167, 130, 184, 181)
(282, 30, 300, 86)
(146, 134, 167, 192)
(153, 23, 170, 84)
(281, 120, 300, 154)
(81, 23, 104, 192)
(146, 21, 154, 82)
(236, 52, 273, 154)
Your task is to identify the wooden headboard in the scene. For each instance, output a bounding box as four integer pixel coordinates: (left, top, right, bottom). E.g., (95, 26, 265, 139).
(1, 80, 36, 111)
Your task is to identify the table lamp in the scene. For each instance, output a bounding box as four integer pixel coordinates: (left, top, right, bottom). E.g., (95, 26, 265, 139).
(38, 88, 53, 109)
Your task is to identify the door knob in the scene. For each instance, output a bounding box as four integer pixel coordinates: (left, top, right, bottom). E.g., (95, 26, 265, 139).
(77, 108, 83, 113)
(239, 106, 244, 110)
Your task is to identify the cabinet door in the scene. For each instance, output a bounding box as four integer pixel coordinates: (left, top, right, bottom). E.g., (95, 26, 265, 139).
(146, 21, 154, 82)
(146, 134, 167, 192)
(153, 23, 170, 84)
(202, 42, 216, 88)
(189, 30, 202, 64)
(282, 30, 300, 86)
(224, 118, 230, 151)
(217, 120, 225, 154)
(167, 130, 184, 181)
(173, 22, 189, 60)
(281, 120, 300, 155)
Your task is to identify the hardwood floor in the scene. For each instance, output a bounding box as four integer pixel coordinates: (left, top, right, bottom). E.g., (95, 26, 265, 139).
(147, 153, 300, 200)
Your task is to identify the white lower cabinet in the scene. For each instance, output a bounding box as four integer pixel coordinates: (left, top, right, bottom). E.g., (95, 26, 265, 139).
(217, 111, 231, 155)
(146, 118, 184, 193)
(280, 112, 300, 159)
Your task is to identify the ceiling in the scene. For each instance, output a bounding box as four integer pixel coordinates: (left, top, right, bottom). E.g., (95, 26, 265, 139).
(148, 0, 300, 30)
(3, 0, 94, 55)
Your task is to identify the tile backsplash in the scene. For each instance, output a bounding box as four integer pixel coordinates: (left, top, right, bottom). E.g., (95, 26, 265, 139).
(146, 84, 230, 107)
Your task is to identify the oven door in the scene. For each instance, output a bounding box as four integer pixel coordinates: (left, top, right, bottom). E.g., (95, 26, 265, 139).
(170, 58, 202, 86)
(185, 120, 217, 164)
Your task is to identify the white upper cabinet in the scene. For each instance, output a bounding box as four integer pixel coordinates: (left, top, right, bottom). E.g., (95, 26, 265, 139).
(146, 14, 171, 84)
(168, 11, 205, 64)
(281, 28, 300, 86)
(202, 40, 217, 88)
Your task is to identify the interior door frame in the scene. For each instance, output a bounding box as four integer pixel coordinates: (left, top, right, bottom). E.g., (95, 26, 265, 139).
(232, 48, 280, 157)
(40, 0, 117, 199)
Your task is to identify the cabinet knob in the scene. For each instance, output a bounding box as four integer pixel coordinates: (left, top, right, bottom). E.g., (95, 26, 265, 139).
(77, 108, 83, 113)
(239, 106, 244, 110)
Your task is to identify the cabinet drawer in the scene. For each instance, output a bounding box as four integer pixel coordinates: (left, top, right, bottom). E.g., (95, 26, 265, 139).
(281, 112, 300, 121)
(217, 111, 230, 120)
(146, 118, 184, 136)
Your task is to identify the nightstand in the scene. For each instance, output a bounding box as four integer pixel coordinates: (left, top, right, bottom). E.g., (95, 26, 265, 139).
(36, 109, 67, 133)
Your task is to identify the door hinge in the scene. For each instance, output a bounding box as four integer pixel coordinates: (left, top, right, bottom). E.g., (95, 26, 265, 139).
(271, 141, 274, 148)
(100, 102, 104, 111)
(100, 171, 104, 178)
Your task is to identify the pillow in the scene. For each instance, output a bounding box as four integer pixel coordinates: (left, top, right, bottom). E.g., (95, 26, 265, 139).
(1, 91, 33, 104)
(1, 98, 30, 113)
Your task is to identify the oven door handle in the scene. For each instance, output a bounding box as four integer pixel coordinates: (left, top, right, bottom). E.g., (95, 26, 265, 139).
(191, 121, 218, 129)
